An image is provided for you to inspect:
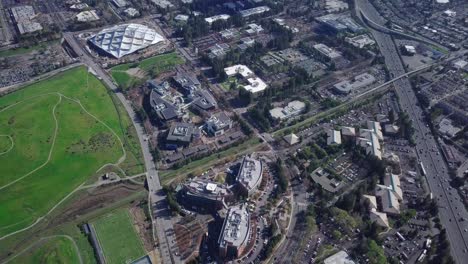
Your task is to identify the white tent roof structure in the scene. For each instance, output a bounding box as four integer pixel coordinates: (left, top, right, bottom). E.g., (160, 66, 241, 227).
(89, 23, 164, 58)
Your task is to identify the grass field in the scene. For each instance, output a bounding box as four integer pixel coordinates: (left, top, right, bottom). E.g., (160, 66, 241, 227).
(9, 236, 81, 264)
(92, 209, 145, 264)
(0, 66, 144, 237)
(110, 52, 184, 90)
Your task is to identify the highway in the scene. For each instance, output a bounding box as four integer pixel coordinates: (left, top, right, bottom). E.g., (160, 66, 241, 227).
(62, 33, 180, 264)
(355, 0, 468, 263)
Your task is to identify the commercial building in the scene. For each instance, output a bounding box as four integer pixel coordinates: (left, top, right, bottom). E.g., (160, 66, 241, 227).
(366, 121, 383, 141)
(239, 6, 270, 18)
(245, 23, 263, 35)
(324, 250, 355, 264)
(269, 100, 306, 120)
(237, 155, 263, 195)
(313, 43, 347, 68)
(218, 205, 251, 258)
(76, 10, 100, 22)
(10, 6, 43, 34)
(190, 89, 218, 111)
(112, 0, 128, 8)
(205, 112, 233, 136)
(149, 89, 179, 121)
(327, 129, 342, 145)
(384, 171, 403, 200)
(310, 167, 342, 193)
(124, 8, 140, 18)
(333, 73, 376, 94)
(345, 35, 375, 48)
(205, 14, 230, 25)
(357, 129, 382, 160)
(376, 185, 400, 215)
(70, 3, 89, 10)
(316, 13, 364, 33)
(173, 72, 201, 95)
(438, 118, 462, 138)
(88, 24, 164, 58)
(179, 180, 233, 211)
(363, 195, 390, 228)
(224, 65, 268, 94)
(341, 126, 356, 138)
(166, 122, 200, 148)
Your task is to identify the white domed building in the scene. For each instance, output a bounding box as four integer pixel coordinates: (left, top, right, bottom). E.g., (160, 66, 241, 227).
(88, 23, 165, 58)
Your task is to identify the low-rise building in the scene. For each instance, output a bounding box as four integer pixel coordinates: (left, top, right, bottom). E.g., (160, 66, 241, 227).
(10, 5, 43, 34)
(166, 122, 200, 149)
(384, 171, 403, 200)
(205, 14, 230, 24)
(191, 89, 218, 111)
(239, 6, 270, 18)
(224, 65, 268, 94)
(438, 118, 462, 137)
(333, 73, 376, 94)
(76, 10, 100, 22)
(283, 133, 300, 145)
(345, 35, 375, 48)
(376, 185, 400, 215)
(327, 129, 342, 145)
(357, 130, 382, 160)
(310, 167, 342, 193)
(237, 155, 263, 195)
(218, 205, 251, 258)
(269, 100, 306, 120)
(341, 126, 356, 138)
(324, 250, 355, 264)
(367, 121, 383, 140)
(205, 112, 233, 136)
(179, 180, 233, 211)
(173, 72, 201, 95)
(245, 23, 263, 35)
(149, 89, 179, 121)
(123, 8, 140, 18)
(363, 195, 390, 228)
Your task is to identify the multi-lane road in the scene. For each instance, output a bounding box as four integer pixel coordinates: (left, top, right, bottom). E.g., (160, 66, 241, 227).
(63, 33, 180, 264)
(355, 0, 468, 262)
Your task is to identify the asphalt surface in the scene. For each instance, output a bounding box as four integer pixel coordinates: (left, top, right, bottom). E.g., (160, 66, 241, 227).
(63, 33, 180, 264)
(356, 0, 468, 262)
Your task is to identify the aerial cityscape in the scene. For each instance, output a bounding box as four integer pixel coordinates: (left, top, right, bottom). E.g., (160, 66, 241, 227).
(0, 0, 467, 264)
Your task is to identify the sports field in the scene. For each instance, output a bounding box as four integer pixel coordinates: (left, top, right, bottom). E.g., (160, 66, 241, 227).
(0, 66, 144, 237)
(92, 209, 145, 264)
(110, 52, 184, 89)
(9, 236, 81, 264)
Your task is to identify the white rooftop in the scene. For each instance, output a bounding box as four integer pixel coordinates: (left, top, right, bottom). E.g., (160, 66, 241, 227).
(218, 205, 250, 248)
(89, 23, 164, 58)
(237, 155, 263, 193)
(324, 250, 355, 264)
(224, 65, 267, 93)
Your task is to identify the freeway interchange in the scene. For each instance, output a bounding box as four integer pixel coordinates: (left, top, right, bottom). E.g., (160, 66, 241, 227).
(356, 0, 468, 262)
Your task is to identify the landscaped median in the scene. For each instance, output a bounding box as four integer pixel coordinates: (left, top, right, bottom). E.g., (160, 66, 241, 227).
(110, 52, 185, 90)
(160, 137, 264, 185)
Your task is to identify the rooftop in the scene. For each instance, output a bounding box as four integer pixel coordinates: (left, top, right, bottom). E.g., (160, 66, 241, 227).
(327, 129, 342, 145)
(270, 100, 306, 120)
(224, 65, 267, 93)
(237, 155, 263, 193)
(239, 6, 270, 18)
(167, 122, 198, 143)
(89, 24, 164, 58)
(313, 43, 342, 59)
(205, 14, 230, 24)
(218, 205, 250, 249)
(324, 250, 355, 264)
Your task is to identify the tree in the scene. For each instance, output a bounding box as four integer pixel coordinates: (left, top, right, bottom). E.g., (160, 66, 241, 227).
(367, 240, 387, 264)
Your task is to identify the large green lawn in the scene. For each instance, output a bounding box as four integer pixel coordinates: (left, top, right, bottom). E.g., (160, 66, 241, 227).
(110, 52, 184, 90)
(9, 236, 81, 264)
(0, 66, 144, 237)
(92, 209, 145, 264)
